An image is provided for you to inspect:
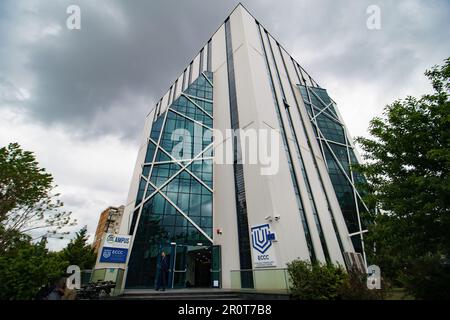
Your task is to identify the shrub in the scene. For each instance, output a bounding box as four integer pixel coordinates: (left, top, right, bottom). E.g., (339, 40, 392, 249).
(287, 259, 387, 300)
(338, 267, 388, 300)
(287, 260, 347, 300)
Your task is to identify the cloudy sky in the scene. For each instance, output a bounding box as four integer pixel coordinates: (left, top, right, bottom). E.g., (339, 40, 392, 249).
(1, 0, 449, 250)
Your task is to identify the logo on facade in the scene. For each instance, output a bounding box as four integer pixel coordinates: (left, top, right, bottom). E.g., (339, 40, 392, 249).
(102, 248, 112, 259)
(251, 224, 273, 254)
(106, 235, 115, 243)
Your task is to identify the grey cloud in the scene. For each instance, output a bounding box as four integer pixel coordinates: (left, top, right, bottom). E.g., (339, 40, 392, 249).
(0, 77, 28, 103)
(253, 0, 450, 92)
(1, 0, 235, 140)
(1, 0, 449, 142)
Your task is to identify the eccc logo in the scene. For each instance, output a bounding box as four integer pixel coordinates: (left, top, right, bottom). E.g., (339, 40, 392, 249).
(251, 224, 277, 267)
(251, 224, 275, 254)
(102, 248, 112, 259)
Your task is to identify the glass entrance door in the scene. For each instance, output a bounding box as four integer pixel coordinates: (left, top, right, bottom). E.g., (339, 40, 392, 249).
(155, 243, 188, 289)
(172, 245, 187, 288)
(155, 244, 218, 289)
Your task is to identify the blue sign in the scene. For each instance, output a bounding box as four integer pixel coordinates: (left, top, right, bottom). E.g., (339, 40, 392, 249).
(251, 224, 274, 254)
(267, 233, 276, 241)
(99, 246, 129, 263)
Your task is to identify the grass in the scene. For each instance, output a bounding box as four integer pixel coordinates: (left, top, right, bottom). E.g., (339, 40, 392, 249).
(385, 287, 415, 300)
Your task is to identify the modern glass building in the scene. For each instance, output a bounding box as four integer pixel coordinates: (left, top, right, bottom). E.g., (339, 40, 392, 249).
(108, 4, 369, 291)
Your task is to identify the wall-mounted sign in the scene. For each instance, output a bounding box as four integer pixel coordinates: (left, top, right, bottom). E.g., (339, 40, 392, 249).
(100, 247, 129, 263)
(251, 224, 277, 268)
(104, 234, 131, 248)
(99, 234, 131, 264)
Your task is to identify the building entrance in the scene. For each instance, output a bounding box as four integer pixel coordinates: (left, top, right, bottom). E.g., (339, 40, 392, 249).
(155, 244, 219, 289)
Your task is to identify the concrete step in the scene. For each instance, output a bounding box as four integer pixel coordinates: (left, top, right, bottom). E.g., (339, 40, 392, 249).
(116, 288, 291, 300)
(120, 295, 242, 300)
(119, 289, 242, 300)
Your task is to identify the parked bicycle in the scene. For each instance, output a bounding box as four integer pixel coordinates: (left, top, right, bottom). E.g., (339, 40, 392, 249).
(76, 281, 116, 300)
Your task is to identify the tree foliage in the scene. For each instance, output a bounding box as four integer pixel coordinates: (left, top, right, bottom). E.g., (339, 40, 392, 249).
(0, 227, 99, 300)
(355, 57, 450, 298)
(0, 143, 52, 217)
(60, 226, 97, 270)
(0, 239, 67, 300)
(0, 143, 92, 299)
(0, 143, 76, 251)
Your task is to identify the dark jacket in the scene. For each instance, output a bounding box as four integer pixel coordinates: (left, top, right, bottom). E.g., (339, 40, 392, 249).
(160, 256, 169, 272)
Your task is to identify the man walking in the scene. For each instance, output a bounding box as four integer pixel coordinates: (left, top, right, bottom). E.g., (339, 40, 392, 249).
(156, 251, 169, 291)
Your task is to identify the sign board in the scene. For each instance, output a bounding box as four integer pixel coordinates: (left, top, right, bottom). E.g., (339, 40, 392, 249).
(99, 234, 132, 264)
(250, 223, 277, 268)
(100, 247, 128, 263)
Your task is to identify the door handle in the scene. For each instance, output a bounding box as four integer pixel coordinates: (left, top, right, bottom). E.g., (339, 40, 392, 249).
(174, 269, 187, 273)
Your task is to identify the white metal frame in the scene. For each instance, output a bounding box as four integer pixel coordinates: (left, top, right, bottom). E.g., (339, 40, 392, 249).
(131, 72, 215, 243)
(301, 84, 369, 268)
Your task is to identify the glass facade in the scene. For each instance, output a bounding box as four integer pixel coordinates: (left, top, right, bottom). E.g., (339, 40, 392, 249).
(299, 85, 367, 253)
(126, 71, 214, 288)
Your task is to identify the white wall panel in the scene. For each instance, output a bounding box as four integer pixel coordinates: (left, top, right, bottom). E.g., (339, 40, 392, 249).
(234, 7, 312, 266)
(280, 47, 344, 265)
(174, 73, 184, 100)
(210, 21, 240, 289)
(159, 90, 170, 114)
(262, 31, 326, 262)
(190, 53, 200, 84)
(202, 44, 208, 72)
(211, 25, 226, 72)
(120, 108, 155, 235)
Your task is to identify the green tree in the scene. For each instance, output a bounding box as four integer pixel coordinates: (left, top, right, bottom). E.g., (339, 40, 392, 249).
(355, 58, 450, 297)
(0, 143, 76, 251)
(60, 226, 96, 270)
(0, 238, 67, 300)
